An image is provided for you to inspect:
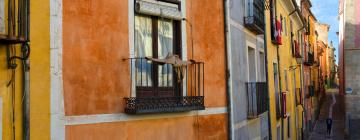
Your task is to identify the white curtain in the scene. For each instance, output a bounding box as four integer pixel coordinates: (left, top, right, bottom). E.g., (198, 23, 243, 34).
(135, 16, 153, 87)
(134, 15, 174, 87)
(158, 19, 174, 87)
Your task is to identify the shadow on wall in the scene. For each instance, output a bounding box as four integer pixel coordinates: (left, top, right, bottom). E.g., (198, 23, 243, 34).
(341, 23, 360, 96)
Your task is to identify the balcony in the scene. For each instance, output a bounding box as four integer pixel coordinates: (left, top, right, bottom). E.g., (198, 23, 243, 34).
(124, 58, 205, 114)
(304, 52, 314, 66)
(307, 85, 315, 98)
(244, 0, 265, 34)
(246, 82, 268, 118)
(294, 40, 302, 58)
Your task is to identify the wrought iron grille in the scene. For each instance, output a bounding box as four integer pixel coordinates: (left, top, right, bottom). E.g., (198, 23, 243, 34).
(124, 58, 205, 114)
(124, 96, 205, 114)
(308, 85, 315, 97)
(246, 82, 268, 118)
(281, 92, 287, 118)
(244, 0, 265, 34)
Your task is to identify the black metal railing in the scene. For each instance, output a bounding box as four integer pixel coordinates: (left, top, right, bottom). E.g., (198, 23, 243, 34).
(308, 85, 315, 97)
(304, 52, 314, 66)
(124, 58, 205, 114)
(244, 0, 265, 34)
(246, 82, 268, 118)
(281, 92, 287, 118)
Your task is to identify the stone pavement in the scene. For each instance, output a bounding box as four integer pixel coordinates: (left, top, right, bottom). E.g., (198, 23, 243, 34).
(309, 89, 345, 140)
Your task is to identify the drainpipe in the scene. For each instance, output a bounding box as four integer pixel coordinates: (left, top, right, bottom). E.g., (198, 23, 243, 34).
(297, 27, 305, 139)
(263, 4, 272, 140)
(273, 0, 284, 139)
(22, 0, 30, 139)
(276, 44, 284, 140)
(223, 0, 234, 139)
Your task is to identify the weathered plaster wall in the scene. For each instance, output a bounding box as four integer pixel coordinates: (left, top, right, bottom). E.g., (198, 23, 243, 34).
(63, 0, 130, 115)
(66, 114, 227, 140)
(0, 45, 24, 139)
(344, 0, 360, 96)
(186, 0, 227, 108)
(29, 0, 51, 139)
(61, 0, 228, 139)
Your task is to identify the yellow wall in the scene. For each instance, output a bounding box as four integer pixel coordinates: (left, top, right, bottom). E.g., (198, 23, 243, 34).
(0, 44, 24, 140)
(0, 0, 25, 139)
(266, 0, 304, 139)
(29, 0, 50, 139)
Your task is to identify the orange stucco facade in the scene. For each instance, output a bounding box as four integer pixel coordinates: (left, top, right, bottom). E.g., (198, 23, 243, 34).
(185, 0, 227, 108)
(63, 0, 130, 115)
(61, 0, 228, 139)
(66, 114, 227, 140)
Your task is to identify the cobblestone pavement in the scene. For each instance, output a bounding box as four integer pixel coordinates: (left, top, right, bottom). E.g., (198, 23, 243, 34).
(309, 89, 345, 140)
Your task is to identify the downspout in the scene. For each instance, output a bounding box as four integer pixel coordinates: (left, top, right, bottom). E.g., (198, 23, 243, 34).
(22, 0, 30, 139)
(263, 3, 272, 140)
(276, 44, 284, 140)
(297, 27, 305, 139)
(223, 0, 234, 139)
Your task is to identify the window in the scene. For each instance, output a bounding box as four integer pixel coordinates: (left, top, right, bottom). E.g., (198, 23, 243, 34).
(277, 125, 281, 140)
(135, 15, 181, 97)
(259, 52, 266, 82)
(290, 20, 295, 56)
(126, 0, 205, 114)
(284, 69, 289, 91)
(0, 0, 4, 34)
(244, 0, 265, 34)
(282, 16, 287, 36)
(246, 82, 268, 118)
(274, 63, 281, 118)
(248, 47, 256, 82)
(288, 116, 291, 138)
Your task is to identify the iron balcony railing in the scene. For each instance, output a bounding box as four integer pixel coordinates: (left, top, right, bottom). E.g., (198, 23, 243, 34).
(308, 85, 315, 97)
(124, 58, 205, 114)
(246, 82, 268, 118)
(244, 0, 265, 34)
(304, 52, 314, 66)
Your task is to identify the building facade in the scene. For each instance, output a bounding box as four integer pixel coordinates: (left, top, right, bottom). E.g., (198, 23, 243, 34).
(339, 0, 360, 136)
(300, 0, 321, 137)
(315, 22, 330, 100)
(225, 0, 269, 139)
(51, 0, 229, 139)
(0, 0, 31, 139)
(0, 0, 336, 139)
(266, 0, 305, 139)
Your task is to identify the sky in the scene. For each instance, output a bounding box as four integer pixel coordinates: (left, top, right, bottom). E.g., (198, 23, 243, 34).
(311, 0, 339, 64)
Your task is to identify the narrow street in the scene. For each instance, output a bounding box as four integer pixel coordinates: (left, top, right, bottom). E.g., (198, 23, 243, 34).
(309, 89, 345, 140)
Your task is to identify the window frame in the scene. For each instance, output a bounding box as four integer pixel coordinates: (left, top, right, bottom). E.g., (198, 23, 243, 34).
(134, 14, 182, 98)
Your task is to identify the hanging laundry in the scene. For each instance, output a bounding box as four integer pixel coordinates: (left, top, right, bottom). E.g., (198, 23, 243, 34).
(145, 54, 196, 83)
